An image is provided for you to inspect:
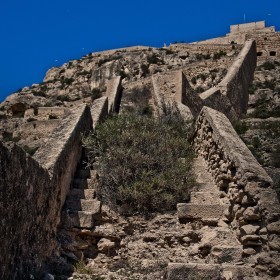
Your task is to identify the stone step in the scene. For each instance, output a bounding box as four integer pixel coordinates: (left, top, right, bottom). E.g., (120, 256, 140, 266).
(166, 263, 256, 280)
(177, 203, 225, 221)
(75, 168, 91, 179)
(210, 245, 243, 264)
(166, 263, 221, 280)
(65, 199, 101, 214)
(68, 188, 95, 200)
(190, 191, 220, 204)
(62, 211, 94, 229)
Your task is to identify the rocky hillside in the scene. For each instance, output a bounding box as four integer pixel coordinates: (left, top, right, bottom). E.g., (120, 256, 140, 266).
(0, 45, 238, 156)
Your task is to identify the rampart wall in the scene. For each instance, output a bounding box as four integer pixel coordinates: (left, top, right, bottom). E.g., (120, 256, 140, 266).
(154, 40, 256, 121)
(0, 104, 95, 279)
(218, 40, 256, 116)
(194, 107, 280, 272)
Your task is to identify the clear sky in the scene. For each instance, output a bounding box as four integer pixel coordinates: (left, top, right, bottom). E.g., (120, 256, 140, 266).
(0, 0, 279, 101)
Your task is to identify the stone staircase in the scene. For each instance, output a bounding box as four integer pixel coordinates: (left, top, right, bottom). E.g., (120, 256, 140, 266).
(166, 157, 257, 280)
(55, 155, 262, 279)
(61, 152, 102, 230)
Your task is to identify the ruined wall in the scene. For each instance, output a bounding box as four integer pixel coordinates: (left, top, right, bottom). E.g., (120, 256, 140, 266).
(194, 107, 280, 274)
(0, 104, 93, 279)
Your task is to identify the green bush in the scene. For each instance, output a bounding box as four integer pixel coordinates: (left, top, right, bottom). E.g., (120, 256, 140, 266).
(83, 112, 195, 214)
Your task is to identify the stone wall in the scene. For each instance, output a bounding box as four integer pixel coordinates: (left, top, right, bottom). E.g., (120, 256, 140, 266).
(105, 76, 122, 113)
(0, 104, 94, 279)
(218, 39, 256, 116)
(194, 106, 280, 274)
(230, 21, 266, 33)
(198, 40, 256, 119)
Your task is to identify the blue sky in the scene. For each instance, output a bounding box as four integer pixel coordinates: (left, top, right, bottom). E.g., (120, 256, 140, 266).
(0, 0, 279, 101)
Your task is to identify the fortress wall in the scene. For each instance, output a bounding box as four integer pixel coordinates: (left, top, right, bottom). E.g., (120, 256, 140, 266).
(246, 33, 280, 59)
(194, 107, 280, 260)
(230, 21, 265, 33)
(0, 102, 110, 279)
(199, 87, 238, 120)
(218, 40, 256, 116)
(106, 76, 122, 113)
(170, 43, 242, 54)
(34, 104, 92, 209)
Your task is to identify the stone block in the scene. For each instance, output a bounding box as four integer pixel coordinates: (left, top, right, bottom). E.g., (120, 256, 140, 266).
(177, 203, 225, 220)
(166, 263, 221, 280)
(65, 199, 101, 214)
(69, 211, 94, 229)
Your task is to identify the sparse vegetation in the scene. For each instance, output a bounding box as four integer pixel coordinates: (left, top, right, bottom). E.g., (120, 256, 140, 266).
(91, 88, 102, 100)
(147, 54, 163, 65)
(257, 61, 276, 71)
(195, 86, 204, 94)
(140, 64, 150, 77)
(213, 50, 227, 60)
(33, 91, 46, 97)
(83, 110, 195, 214)
(57, 95, 71, 102)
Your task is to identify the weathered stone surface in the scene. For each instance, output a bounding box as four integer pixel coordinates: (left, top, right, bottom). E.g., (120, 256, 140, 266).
(222, 264, 256, 280)
(240, 224, 260, 235)
(97, 238, 115, 253)
(177, 203, 225, 220)
(166, 263, 221, 280)
(190, 191, 219, 204)
(210, 245, 243, 263)
(267, 221, 280, 234)
(243, 207, 260, 221)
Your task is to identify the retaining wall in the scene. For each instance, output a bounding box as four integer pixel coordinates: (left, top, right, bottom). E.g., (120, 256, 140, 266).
(194, 107, 280, 272)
